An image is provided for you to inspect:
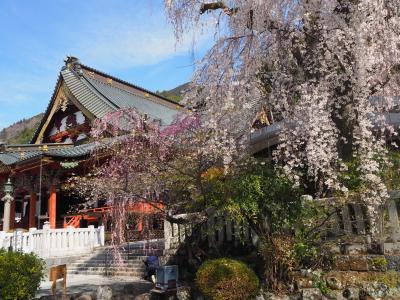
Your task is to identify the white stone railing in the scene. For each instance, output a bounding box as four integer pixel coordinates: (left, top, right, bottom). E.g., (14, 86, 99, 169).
(164, 195, 400, 254)
(164, 212, 256, 251)
(0, 223, 105, 258)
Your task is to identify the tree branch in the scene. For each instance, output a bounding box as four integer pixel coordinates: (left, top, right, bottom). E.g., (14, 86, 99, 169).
(200, 2, 238, 16)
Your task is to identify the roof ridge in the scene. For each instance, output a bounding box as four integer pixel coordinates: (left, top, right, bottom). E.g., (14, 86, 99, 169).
(83, 73, 178, 110)
(80, 64, 183, 107)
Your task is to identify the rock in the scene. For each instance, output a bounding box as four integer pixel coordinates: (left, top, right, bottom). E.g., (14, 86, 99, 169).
(177, 286, 191, 300)
(325, 290, 346, 300)
(386, 255, 400, 271)
(39, 296, 71, 300)
(360, 282, 389, 299)
(295, 277, 314, 289)
(134, 293, 151, 300)
(74, 293, 92, 300)
(386, 287, 400, 298)
(301, 288, 322, 300)
(383, 242, 400, 255)
(300, 269, 314, 278)
(325, 276, 342, 290)
(344, 244, 367, 255)
(263, 292, 291, 300)
(97, 285, 113, 300)
(333, 256, 350, 271)
(324, 244, 341, 255)
(262, 292, 274, 299)
(348, 256, 369, 272)
(342, 287, 359, 300)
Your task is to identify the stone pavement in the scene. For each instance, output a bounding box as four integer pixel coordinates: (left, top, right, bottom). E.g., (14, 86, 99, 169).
(35, 275, 154, 299)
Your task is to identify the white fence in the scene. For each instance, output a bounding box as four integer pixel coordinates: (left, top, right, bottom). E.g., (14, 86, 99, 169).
(164, 196, 400, 254)
(164, 213, 255, 251)
(0, 223, 105, 258)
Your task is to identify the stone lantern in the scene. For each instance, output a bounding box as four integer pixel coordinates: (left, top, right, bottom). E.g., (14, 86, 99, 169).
(2, 178, 14, 232)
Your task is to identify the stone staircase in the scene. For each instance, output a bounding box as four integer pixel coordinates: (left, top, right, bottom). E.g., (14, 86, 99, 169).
(67, 239, 164, 278)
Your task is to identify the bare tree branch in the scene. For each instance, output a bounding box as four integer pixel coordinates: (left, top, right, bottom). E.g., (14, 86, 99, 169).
(200, 1, 238, 16)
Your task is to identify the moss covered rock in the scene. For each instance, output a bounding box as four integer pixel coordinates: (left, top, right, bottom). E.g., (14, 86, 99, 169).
(196, 258, 259, 300)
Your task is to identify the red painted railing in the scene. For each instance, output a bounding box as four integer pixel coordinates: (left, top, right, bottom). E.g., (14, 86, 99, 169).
(63, 203, 163, 228)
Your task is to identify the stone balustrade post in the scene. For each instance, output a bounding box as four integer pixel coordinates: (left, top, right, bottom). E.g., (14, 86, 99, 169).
(42, 221, 51, 258)
(88, 225, 95, 250)
(67, 226, 74, 250)
(73, 227, 80, 249)
(61, 229, 67, 249)
(99, 225, 105, 246)
(28, 227, 37, 253)
(0, 231, 5, 249)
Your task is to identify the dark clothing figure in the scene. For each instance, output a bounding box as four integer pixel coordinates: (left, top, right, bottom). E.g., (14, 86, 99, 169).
(144, 255, 159, 281)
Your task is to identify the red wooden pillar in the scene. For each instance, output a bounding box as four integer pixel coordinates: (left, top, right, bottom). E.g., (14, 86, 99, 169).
(137, 217, 143, 232)
(137, 203, 144, 232)
(9, 200, 15, 230)
(29, 192, 37, 228)
(48, 185, 57, 229)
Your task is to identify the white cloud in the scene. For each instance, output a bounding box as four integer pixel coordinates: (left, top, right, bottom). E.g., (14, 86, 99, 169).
(69, 10, 213, 70)
(0, 2, 215, 129)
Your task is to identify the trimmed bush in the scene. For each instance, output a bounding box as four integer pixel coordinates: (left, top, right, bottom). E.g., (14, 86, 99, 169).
(0, 250, 45, 300)
(196, 258, 259, 300)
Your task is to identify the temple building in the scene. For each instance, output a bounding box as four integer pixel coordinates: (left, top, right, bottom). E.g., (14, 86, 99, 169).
(0, 56, 181, 232)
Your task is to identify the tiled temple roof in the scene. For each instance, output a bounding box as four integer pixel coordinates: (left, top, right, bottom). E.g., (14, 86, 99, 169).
(0, 143, 93, 166)
(1, 57, 184, 170)
(31, 56, 182, 143)
(0, 136, 131, 167)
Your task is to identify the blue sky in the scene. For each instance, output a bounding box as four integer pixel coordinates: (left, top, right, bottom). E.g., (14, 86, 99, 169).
(0, 0, 212, 129)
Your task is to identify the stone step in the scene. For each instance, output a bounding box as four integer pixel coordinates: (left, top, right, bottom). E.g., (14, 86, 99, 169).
(67, 240, 163, 277)
(68, 270, 144, 277)
(69, 266, 145, 271)
(74, 257, 148, 263)
(81, 250, 163, 257)
(68, 266, 145, 272)
(70, 262, 144, 267)
(97, 244, 164, 252)
(76, 254, 149, 258)
(72, 262, 144, 268)
(93, 246, 164, 251)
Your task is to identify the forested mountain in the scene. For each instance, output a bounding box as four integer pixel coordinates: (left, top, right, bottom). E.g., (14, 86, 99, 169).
(0, 114, 43, 144)
(156, 82, 189, 102)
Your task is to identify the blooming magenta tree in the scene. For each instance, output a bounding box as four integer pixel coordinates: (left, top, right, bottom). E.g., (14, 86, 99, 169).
(70, 108, 226, 249)
(164, 0, 400, 216)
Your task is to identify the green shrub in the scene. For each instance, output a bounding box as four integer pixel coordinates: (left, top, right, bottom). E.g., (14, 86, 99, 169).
(0, 250, 45, 300)
(196, 258, 259, 300)
(370, 256, 388, 270)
